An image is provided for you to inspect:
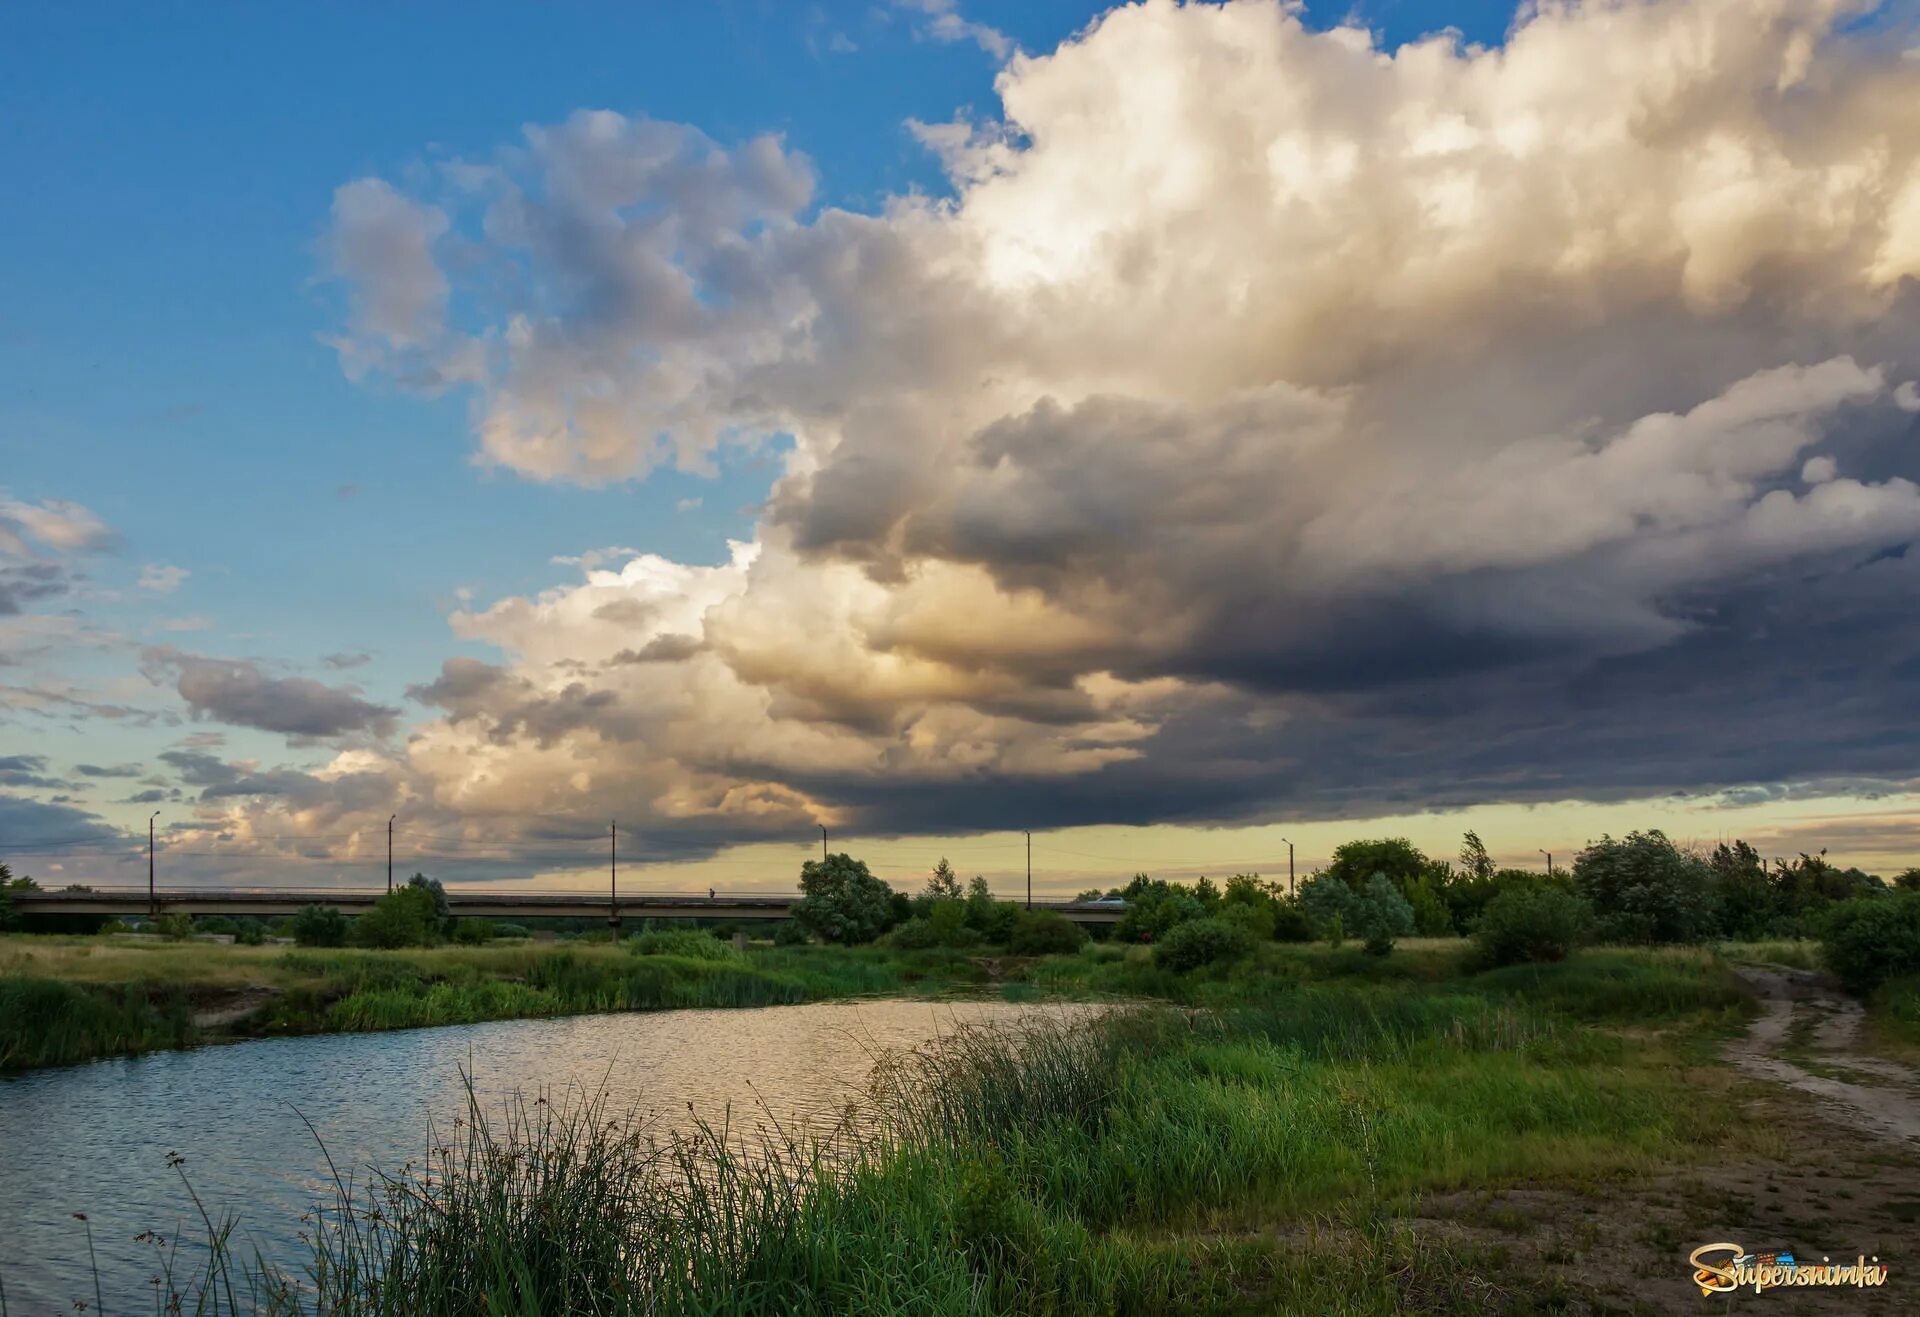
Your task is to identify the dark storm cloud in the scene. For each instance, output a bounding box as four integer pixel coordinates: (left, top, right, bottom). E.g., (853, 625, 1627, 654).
(144, 648, 398, 739)
(0, 791, 124, 850)
(75, 763, 142, 779)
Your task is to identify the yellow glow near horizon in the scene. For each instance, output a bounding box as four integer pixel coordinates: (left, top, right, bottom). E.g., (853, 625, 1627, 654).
(508, 789, 1920, 896)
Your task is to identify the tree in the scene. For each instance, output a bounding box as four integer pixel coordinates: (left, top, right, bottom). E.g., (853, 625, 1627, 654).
(351, 885, 442, 948)
(1896, 869, 1920, 892)
(1473, 887, 1591, 967)
(793, 853, 895, 945)
(923, 858, 962, 901)
(1459, 832, 1495, 882)
(1572, 831, 1715, 944)
(1324, 838, 1430, 892)
(0, 864, 40, 932)
(1708, 840, 1772, 940)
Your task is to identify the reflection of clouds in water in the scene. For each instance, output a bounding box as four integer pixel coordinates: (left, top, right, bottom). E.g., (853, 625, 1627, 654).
(0, 998, 1081, 1311)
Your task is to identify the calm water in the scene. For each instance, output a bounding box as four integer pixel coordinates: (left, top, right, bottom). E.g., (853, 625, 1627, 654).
(0, 998, 1074, 1312)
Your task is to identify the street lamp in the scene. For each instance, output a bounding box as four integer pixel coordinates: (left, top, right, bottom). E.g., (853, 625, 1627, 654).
(1280, 837, 1295, 898)
(148, 811, 161, 919)
(1539, 850, 1553, 878)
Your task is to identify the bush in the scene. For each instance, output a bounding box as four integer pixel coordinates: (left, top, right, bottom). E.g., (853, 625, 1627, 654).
(1271, 898, 1315, 942)
(451, 918, 497, 945)
(630, 928, 744, 962)
(890, 917, 940, 950)
(1153, 916, 1255, 972)
(1820, 892, 1920, 995)
(1572, 831, 1715, 945)
(154, 912, 195, 940)
(232, 917, 268, 946)
(1473, 887, 1591, 967)
(793, 853, 895, 945)
(771, 919, 810, 946)
(492, 923, 532, 940)
(1354, 874, 1415, 955)
(351, 886, 442, 949)
(290, 904, 350, 948)
(1008, 910, 1088, 955)
(1300, 873, 1413, 955)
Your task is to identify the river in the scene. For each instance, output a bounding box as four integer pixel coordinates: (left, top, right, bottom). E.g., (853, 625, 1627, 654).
(0, 998, 1076, 1312)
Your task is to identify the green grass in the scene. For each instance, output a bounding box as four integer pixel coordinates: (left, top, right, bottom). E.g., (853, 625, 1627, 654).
(125, 948, 1749, 1314)
(0, 937, 1001, 1072)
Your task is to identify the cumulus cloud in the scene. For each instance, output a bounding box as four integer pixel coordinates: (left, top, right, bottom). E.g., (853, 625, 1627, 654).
(143, 648, 399, 740)
(0, 493, 117, 615)
(137, 563, 188, 593)
(194, 0, 1920, 863)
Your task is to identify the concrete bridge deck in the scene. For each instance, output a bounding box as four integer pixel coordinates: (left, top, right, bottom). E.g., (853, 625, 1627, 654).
(11, 887, 1128, 924)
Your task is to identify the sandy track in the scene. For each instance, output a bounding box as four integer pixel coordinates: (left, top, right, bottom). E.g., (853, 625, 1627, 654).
(1729, 964, 1920, 1147)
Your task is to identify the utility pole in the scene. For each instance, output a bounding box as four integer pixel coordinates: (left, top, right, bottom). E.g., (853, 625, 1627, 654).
(148, 810, 161, 919)
(387, 814, 395, 893)
(1026, 830, 1032, 910)
(1281, 837, 1294, 899)
(1540, 850, 1553, 878)
(610, 821, 619, 936)
(820, 824, 828, 863)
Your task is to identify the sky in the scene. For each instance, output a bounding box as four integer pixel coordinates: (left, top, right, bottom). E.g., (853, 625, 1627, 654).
(6, 0, 1920, 896)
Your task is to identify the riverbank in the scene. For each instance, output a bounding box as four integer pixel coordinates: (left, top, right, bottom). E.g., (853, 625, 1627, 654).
(0, 936, 1011, 1072)
(119, 941, 1920, 1313)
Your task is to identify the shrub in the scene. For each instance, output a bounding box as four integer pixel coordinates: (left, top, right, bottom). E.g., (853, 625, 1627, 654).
(154, 912, 195, 940)
(793, 853, 895, 945)
(1820, 892, 1920, 995)
(1008, 910, 1088, 955)
(1153, 916, 1255, 972)
(1572, 831, 1715, 945)
(289, 904, 350, 948)
(1299, 873, 1362, 941)
(1473, 887, 1591, 967)
(630, 928, 744, 962)
(195, 915, 240, 936)
(492, 923, 532, 940)
(351, 886, 442, 949)
(890, 917, 940, 950)
(771, 919, 810, 946)
(1354, 874, 1416, 955)
(1271, 898, 1315, 942)
(928, 899, 975, 947)
(451, 918, 497, 945)
(233, 917, 268, 946)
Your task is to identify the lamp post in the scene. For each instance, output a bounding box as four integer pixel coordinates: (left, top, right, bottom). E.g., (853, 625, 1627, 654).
(1280, 837, 1295, 898)
(386, 814, 395, 893)
(148, 811, 161, 919)
(1540, 850, 1553, 878)
(820, 825, 828, 863)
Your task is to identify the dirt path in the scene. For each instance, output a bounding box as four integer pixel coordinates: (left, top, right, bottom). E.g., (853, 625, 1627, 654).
(1729, 964, 1920, 1147)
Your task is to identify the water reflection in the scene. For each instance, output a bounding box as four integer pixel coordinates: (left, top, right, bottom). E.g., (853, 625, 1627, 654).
(0, 998, 1079, 1311)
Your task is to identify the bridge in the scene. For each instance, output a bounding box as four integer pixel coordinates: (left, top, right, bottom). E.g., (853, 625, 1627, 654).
(10, 886, 1128, 925)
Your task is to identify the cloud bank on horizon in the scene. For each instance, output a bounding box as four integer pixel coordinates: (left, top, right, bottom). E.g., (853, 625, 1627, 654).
(13, 0, 1920, 872)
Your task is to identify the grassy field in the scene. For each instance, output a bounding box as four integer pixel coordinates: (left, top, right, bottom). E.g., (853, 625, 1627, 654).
(15, 934, 1915, 1311)
(123, 942, 1785, 1314)
(0, 936, 1000, 1072)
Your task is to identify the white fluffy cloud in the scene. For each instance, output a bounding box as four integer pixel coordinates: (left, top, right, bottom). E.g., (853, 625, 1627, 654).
(246, 0, 1920, 860)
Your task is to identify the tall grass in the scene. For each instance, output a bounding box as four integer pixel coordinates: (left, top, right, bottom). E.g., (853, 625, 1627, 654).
(0, 976, 195, 1070)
